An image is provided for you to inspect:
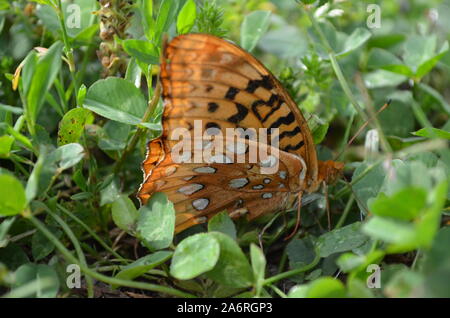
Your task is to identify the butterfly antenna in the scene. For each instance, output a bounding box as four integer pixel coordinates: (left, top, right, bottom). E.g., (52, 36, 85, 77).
(334, 99, 392, 161)
(284, 191, 303, 241)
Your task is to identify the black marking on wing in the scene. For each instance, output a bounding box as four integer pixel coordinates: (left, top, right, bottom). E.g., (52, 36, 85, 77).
(279, 126, 302, 139)
(245, 75, 274, 93)
(269, 112, 295, 129)
(208, 102, 219, 113)
(225, 87, 239, 100)
(228, 103, 249, 124)
(282, 140, 305, 152)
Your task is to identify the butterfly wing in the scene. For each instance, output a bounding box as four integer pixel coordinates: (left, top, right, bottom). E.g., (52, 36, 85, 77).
(138, 33, 321, 232)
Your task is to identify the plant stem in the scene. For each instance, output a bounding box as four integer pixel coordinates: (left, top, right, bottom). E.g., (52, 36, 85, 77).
(335, 194, 354, 229)
(263, 251, 321, 285)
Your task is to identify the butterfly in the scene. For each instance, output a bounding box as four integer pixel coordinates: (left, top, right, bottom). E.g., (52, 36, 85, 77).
(137, 33, 344, 234)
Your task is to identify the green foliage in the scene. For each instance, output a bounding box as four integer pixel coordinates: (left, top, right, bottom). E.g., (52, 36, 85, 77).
(0, 0, 449, 299)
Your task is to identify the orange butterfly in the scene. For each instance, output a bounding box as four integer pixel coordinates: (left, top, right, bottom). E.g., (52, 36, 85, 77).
(138, 33, 343, 234)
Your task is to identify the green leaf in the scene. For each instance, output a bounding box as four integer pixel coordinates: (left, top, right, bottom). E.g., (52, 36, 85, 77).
(170, 233, 220, 280)
(206, 232, 253, 288)
(25, 41, 63, 127)
(140, 0, 154, 40)
(207, 211, 237, 240)
(83, 78, 147, 125)
(12, 264, 59, 298)
(240, 10, 271, 52)
(0, 174, 27, 216)
(153, 0, 179, 44)
(369, 187, 427, 221)
(367, 48, 413, 76)
(122, 39, 159, 65)
(250, 243, 266, 292)
(57, 108, 93, 146)
(412, 127, 450, 140)
(99, 175, 121, 206)
(363, 70, 407, 89)
(416, 41, 448, 78)
(286, 237, 316, 269)
(0, 243, 29, 270)
(116, 251, 173, 281)
(317, 222, 369, 258)
(13, 264, 60, 298)
(31, 226, 62, 261)
(137, 192, 175, 250)
(289, 277, 347, 298)
(362, 216, 417, 246)
(177, 0, 196, 35)
(0, 135, 14, 158)
(422, 227, 450, 297)
(50, 143, 85, 170)
(111, 195, 139, 234)
(338, 27, 371, 56)
(352, 162, 385, 214)
(312, 122, 329, 144)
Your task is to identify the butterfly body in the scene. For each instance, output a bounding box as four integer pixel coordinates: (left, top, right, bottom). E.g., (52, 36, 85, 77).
(138, 34, 343, 233)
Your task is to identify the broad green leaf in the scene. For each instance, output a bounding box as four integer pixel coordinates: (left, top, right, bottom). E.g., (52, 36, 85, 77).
(338, 27, 371, 56)
(362, 216, 417, 247)
(137, 192, 175, 250)
(111, 195, 139, 233)
(240, 10, 271, 52)
(116, 251, 172, 281)
(369, 187, 427, 221)
(0, 243, 29, 270)
(57, 108, 94, 146)
(259, 26, 307, 58)
(177, 0, 196, 35)
(412, 127, 450, 140)
(99, 175, 121, 206)
(352, 162, 385, 214)
(13, 264, 59, 298)
(98, 121, 130, 151)
(31, 226, 62, 261)
(317, 222, 369, 257)
(206, 232, 253, 288)
(83, 78, 147, 125)
(416, 41, 448, 78)
(0, 174, 26, 216)
(286, 237, 316, 269)
(49, 143, 85, 170)
(347, 277, 375, 298)
(363, 70, 407, 89)
(25, 42, 63, 126)
(170, 233, 220, 280)
(122, 39, 159, 65)
(208, 211, 237, 240)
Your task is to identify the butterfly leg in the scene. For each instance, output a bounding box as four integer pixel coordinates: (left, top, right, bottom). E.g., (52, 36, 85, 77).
(324, 181, 331, 231)
(284, 191, 303, 241)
